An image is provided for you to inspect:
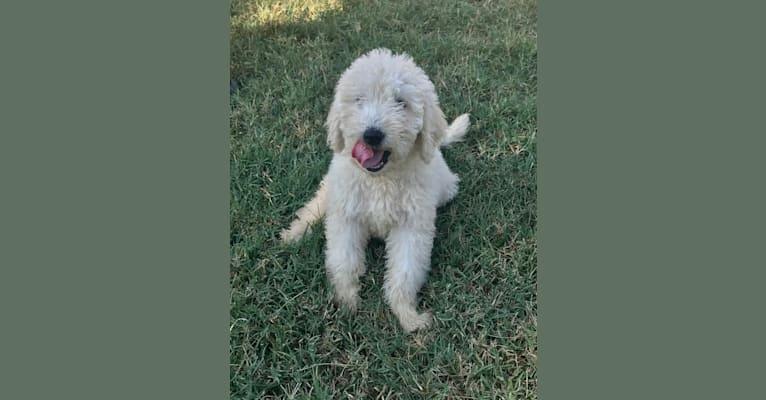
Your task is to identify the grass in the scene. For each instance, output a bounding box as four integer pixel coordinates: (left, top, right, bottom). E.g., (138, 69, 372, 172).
(230, 0, 537, 398)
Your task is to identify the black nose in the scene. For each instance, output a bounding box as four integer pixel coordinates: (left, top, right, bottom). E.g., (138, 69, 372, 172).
(363, 127, 385, 146)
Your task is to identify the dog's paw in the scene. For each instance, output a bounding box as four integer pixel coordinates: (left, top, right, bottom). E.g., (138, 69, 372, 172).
(280, 225, 308, 243)
(399, 311, 432, 333)
(280, 228, 297, 243)
(333, 291, 360, 313)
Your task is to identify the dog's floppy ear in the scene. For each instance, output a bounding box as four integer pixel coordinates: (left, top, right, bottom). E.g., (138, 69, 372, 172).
(325, 97, 344, 153)
(416, 90, 448, 163)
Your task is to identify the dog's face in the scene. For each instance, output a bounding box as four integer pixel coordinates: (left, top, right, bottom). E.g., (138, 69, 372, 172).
(326, 49, 448, 174)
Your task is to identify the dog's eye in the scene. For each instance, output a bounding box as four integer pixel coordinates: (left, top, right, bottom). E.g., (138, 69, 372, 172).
(355, 97, 364, 104)
(395, 97, 407, 108)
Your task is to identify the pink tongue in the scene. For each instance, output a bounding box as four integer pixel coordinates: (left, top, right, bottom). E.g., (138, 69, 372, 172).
(352, 141, 384, 168)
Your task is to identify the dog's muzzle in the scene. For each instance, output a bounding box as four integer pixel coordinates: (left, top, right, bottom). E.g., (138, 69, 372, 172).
(352, 139, 390, 172)
(362, 127, 385, 146)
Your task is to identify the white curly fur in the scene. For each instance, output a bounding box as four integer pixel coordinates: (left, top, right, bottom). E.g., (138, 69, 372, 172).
(281, 48, 470, 332)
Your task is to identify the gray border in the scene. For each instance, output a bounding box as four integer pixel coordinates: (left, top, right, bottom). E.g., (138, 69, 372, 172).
(0, 1, 229, 398)
(539, 1, 766, 398)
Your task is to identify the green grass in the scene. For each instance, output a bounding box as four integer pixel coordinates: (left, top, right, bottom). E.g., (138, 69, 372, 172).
(230, 0, 537, 398)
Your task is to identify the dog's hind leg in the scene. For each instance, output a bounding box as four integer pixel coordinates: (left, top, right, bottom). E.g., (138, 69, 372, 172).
(281, 175, 329, 243)
(437, 170, 460, 208)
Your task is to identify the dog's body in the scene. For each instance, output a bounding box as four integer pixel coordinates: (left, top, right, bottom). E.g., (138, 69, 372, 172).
(282, 49, 469, 332)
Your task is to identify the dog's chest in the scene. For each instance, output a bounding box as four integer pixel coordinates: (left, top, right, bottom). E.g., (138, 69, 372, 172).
(340, 176, 424, 237)
(358, 179, 409, 232)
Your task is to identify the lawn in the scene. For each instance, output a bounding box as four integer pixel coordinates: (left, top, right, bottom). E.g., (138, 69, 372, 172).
(230, 0, 537, 398)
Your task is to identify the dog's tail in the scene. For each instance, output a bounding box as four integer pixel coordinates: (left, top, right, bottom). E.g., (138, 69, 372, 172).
(442, 113, 470, 147)
(280, 175, 329, 243)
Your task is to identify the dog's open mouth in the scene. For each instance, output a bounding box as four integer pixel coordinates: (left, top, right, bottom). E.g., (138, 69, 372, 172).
(352, 140, 390, 172)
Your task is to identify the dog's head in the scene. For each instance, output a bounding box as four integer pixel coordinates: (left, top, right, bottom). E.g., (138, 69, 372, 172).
(325, 48, 448, 174)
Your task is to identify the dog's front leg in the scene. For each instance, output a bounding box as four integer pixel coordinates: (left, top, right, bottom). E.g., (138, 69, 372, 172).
(324, 214, 367, 312)
(384, 224, 435, 332)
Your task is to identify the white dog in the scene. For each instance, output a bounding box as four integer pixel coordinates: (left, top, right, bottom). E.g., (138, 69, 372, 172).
(281, 48, 470, 332)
